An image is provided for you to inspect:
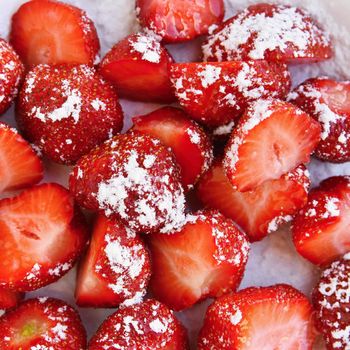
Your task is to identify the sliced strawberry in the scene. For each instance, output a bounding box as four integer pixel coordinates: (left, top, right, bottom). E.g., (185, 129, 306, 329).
(136, 0, 225, 43)
(202, 3, 333, 63)
(170, 61, 291, 127)
(196, 161, 310, 242)
(292, 176, 350, 266)
(0, 297, 86, 350)
(10, 0, 100, 66)
(148, 210, 250, 311)
(89, 299, 188, 349)
(223, 99, 321, 192)
(131, 107, 213, 190)
(198, 284, 316, 349)
(289, 77, 350, 162)
(0, 183, 88, 291)
(0, 288, 24, 311)
(99, 32, 175, 103)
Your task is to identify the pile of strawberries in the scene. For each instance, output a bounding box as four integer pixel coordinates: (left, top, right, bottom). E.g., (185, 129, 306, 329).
(0, 0, 350, 349)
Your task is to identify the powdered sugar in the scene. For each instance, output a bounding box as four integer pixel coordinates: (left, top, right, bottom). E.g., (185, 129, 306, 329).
(197, 64, 222, 88)
(129, 32, 162, 63)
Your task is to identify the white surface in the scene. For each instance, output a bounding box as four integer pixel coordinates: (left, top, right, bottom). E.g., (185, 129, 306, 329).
(1, 0, 350, 349)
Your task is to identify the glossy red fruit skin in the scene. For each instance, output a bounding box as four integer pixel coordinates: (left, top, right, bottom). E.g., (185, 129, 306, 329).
(0, 288, 24, 310)
(16, 64, 123, 165)
(89, 299, 189, 350)
(136, 0, 225, 43)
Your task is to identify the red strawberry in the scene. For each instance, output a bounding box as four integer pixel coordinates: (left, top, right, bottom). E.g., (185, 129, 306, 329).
(198, 284, 316, 349)
(131, 107, 213, 190)
(0, 122, 43, 193)
(10, 0, 100, 66)
(292, 176, 350, 266)
(0, 38, 24, 115)
(16, 64, 123, 165)
(89, 299, 188, 349)
(76, 214, 151, 308)
(99, 32, 175, 103)
(0, 297, 86, 350)
(170, 61, 291, 127)
(0, 183, 88, 291)
(148, 210, 250, 311)
(0, 288, 24, 311)
(136, 0, 225, 43)
(196, 161, 310, 242)
(202, 3, 333, 63)
(312, 254, 350, 350)
(69, 133, 186, 234)
(289, 77, 350, 162)
(223, 99, 321, 192)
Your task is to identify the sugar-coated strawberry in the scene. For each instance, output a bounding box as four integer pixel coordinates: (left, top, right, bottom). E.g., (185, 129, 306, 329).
(132, 107, 213, 190)
(289, 77, 350, 162)
(136, 0, 224, 43)
(16, 64, 123, 165)
(198, 284, 316, 349)
(0, 288, 24, 311)
(0, 297, 86, 350)
(197, 161, 310, 242)
(0, 183, 88, 291)
(89, 299, 188, 350)
(0, 122, 43, 193)
(10, 0, 100, 66)
(76, 214, 151, 308)
(149, 210, 250, 311)
(223, 99, 321, 192)
(0, 38, 24, 115)
(70, 133, 186, 234)
(203, 3, 333, 63)
(292, 176, 350, 266)
(312, 254, 350, 350)
(99, 32, 175, 103)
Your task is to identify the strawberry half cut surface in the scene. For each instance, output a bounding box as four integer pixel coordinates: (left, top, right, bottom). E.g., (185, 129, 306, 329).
(0, 183, 88, 291)
(223, 99, 321, 192)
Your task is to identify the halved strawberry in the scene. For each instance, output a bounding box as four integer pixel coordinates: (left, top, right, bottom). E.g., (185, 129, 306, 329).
(75, 214, 151, 308)
(0, 288, 24, 311)
(292, 176, 350, 266)
(148, 210, 250, 311)
(0, 183, 88, 291)
(10, 0, 100, 66)
(89, 299, 188, 349)
(99, 32, 175, 103)
(170, 61, 291, 127)
(131, 107, 213, 190)
(196, 161, 310, 242)
(202, 3, 333, 63)
(0, 297, 87, 350)
(198, 284, 316, 349)
(223, 99, 321, 192)
(0, 122, 43, 193)
(136, 0, 225, 43)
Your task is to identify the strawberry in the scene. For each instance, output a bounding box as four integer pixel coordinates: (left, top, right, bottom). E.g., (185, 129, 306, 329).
(131, 107, 213, 190)
(0, 183, 88, 291)
(148, 210, 250, 311)
(289, 77, 350, 162)
(75, 214, 151, 308)
(312, 254, 350, 350)
(292, 176, 350, 266)
(170, 61, 291, 128)
(10, 0, 100, 66)
(99, 32, 175, 103)
(0, 38, 24, 115)
(0, 297, 86, 350)
(89, 299, 188, 349)
(69, 133, 186, 234)
(136, 0, 225, 43)
(0, 122, 43, 193)
(202, 3, 333, 63)
(0, 288, 24, 311)
(196, 161, 310, 242)
(198, 284, 316, 349)
(16, 64, 123, 165)
(223, 99, 321, 192)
